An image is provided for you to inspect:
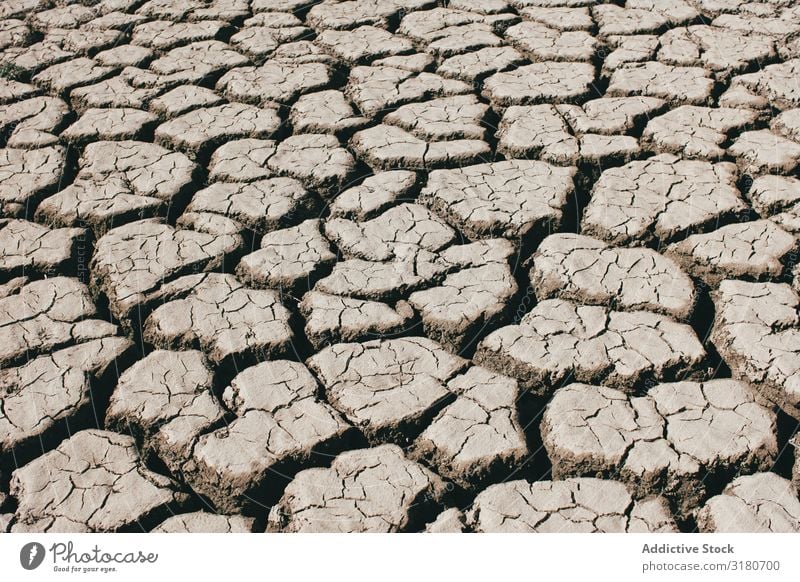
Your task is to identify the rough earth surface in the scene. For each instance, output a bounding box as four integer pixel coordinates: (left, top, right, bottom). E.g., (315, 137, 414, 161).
(1, 0, 798, 534)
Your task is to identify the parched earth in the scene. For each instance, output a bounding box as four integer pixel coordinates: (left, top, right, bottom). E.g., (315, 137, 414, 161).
(1, 0, 800, 534)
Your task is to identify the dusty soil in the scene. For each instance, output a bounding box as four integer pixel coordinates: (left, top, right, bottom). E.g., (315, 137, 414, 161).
(1, 0, 799, 533)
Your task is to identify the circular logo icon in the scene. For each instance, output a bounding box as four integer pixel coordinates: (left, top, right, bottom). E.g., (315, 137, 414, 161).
(20, 542, 45, 570)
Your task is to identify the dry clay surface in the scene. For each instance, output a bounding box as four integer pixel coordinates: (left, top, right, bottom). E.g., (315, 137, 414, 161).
(1, 0, 800, 534)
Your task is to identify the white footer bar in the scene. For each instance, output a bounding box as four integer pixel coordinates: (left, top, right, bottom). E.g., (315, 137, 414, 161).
(1, 533, 798, 581)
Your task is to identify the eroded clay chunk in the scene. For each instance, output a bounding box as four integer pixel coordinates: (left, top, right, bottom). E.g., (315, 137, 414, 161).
(208, 139, 276, 183)
(289, 90, 368, 136)
(556, 96, 667, 135)
(155, 103, 281, 159)
(70, 76, 162, 112)
(592, 4, 668, 36)
(354, 123, 490, 171)
(230, 25, 311, 60)
(143, 273, 294, 366)
(606, 62, 715, 105)
(149, 85, 224, 118)
(186, 360, 353, 512)
(30, 5, 95, 30)
(482, 62, 596, 107)
(657, 25, 776, 75)
(372, 52, 434, 72)
(697, 473, 800, 532)
(397, 8, 509, 57)
(411, 366, 528, 488)
(48, 28, 125, 57)
(266, 134, 356, 198)
(497, 104, 578, 162)
(383, 95, 489, 141)
(131, 20, 229, 51)
(1, 337, 134, 462)
(0, 96, 69, 148)
(407, 239, 518, 352)
(299, 291, 413, 348)
(666, 220, 798, 285)
(10, 429, 186, 532)
(0, 277, 118, 368)
(728, 130, 800, 175)
(497, 108, 638, 165)
(216, 61, 334, 107)
(325, 203, 455, 262)
(531, 233, 696, 320)
(767, 94, 798, 128)
(314, 255, 443, 301)
(542, 381, 777, 517)
(747, 175, 800, 235)
(581, 154, 746, 246)
(420, 160, 576, 242)
(345, 65, 471, 117)
(467, 478, 678, 533)
(425, 507, 467, 532)
(641, 106, 757, 160)
(95, 45, 154, 68)
(505, 21, 597, 62)
(182, 178, 316, 235)
(437, 46, 525, 83)
(474, 298, 706, 394)
(0, 78, 39, 105)
(728, 58, 800, 110)
(0, 219, 86, 278)
(237, 219, 336, 294)
(35, 141, 199, 235)
(267, 444, 449, 533)
(90, 219, 241, 325)
(330, 170, 418, 221)
(146, 41, 249, 85)
(152, 512, 256, 533)
(105, 350, 225, 475)
(316, 25, 414, 64)
(0, 146, 66, 217)
(307, 337, 468, 444)
(61, 107, 158, 145)
(0, 41, 74, 79)
(711, 280, 800, 420)
(32, 58, 115, 97)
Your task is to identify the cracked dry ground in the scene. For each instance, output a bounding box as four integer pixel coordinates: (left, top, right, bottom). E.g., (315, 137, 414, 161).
(3, 0, 800, 535)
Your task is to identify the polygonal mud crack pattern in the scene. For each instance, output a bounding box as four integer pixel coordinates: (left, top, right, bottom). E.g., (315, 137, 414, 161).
(105, 349, 224, 478)
(697, 473, 800, 533)
(35, 141, 199, 235)
(531, 233, 697, 320)
(90, 220, 242, 326)
(541, 381, 777, 518)
(410, 366, 529, 489)
(143, 273, 295, 367)
(711, 281, 800, 420)
(307, 337, 467, 445)
(267, 444, 449, 533)
(0, 277, 119, 367)
(582, 154, 747, 246)
(474, 298, 706, 395)
(2, 0, 800, 533)
(10, 430, 187, 532)
(152, 512, 257, 533)
(187, 360, 354, 513)
(468, 478, 678, 533)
